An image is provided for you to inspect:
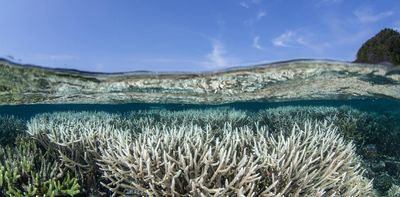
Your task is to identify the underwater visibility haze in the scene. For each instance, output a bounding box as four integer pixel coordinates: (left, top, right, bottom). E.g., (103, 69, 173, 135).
(0, 58, 400, 196)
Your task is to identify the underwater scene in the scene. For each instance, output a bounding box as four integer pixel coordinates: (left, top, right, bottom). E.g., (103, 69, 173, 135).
(0, 58, 400, 197)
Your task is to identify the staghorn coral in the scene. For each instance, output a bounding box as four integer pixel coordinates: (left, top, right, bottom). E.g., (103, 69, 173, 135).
(0, 136, 80, 196)
(26, 111, 126, 194)
(98, 121, 373, 196)
(257, 106, 400, 158)
(259, 121, 372, 196)
(26, 107, 252, 193)
(256, 106, 362, 135)
(125, 107, 251, 129)
(27, 108, 381, 196)
(388, 184, 400, 197)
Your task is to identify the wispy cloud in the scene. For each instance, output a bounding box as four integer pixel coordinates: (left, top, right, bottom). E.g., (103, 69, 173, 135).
(257, 11, 266, 19)
(244, 12, 266, 26)
(203, 40, 230, 68)
(271, 30, 330, 54)
(272, 30, 319, 48)
(239, 1, 250, 8)
(272, 31, 297, 47)
(239, 0, 263, 9)
(354, 7, 394, 23)
(240, 0, 267, 50)
(243, 9, 267, 31)
(253, 36, 263, 50)
(202, 39, 240, 69)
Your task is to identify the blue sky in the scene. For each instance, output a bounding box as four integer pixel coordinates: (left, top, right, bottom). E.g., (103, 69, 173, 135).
(0, 0, 399, 72)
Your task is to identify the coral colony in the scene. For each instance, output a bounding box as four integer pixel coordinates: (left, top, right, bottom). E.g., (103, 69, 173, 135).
(2, 107, 383, 196)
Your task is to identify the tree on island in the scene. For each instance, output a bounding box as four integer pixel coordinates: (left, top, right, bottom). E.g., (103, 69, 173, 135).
(355, 28, 400, 65)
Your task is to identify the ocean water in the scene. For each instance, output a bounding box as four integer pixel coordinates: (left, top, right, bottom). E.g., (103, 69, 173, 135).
(1, 60, 400, 196)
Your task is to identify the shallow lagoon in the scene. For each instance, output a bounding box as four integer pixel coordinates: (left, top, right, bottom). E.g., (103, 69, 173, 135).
(1, 60, 400, 196)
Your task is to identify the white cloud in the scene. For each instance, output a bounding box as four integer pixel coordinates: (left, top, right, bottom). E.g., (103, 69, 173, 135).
(257, 11, 266, 19)
(272, 31, 296, 47)
(354, 7, 394, 23)
(271, 30, 330, 54)
(239, 2, 250, 8)
(204, 40, 229, 68)
(272, 30, 318, 48)
(243, 11, 267, 27)
(241, 0, 267, 28)
(239, 0, 262, 8)
(253, 36, 263, 50)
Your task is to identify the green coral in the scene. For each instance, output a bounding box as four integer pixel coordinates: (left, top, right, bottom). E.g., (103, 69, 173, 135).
(44, 173, 80, 197)
(0, 136, 81, 196)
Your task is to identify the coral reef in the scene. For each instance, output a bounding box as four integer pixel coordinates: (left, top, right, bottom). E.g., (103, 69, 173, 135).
(0, 136, 80, 196)
(98, 121, 372, 196)
(257, 106, 399, 157)
(26, 111, 125, 194)
(25, 107, 391, 196)
(124, 108, 251, 129)
(0, 115, 26, 146)
(388, 184, 400, 197)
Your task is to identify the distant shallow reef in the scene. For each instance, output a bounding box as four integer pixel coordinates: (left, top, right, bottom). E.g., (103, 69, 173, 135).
(0, 105, 397, 196)
(0, 59, 399, 105)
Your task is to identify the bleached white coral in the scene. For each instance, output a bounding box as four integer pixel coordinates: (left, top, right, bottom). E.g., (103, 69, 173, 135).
(388, 184, 400, 197)
(126, 107, 251, 128)
(26, 109, 374, 196)
(26, 111, 129, 191)
(98, 121, 372, 196)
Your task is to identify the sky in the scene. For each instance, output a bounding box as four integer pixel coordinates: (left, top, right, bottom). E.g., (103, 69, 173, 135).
(0, 0, 399, 72)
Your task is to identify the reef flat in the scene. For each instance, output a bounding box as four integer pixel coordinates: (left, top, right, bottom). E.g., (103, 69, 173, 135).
(0, 59, 399, 105)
